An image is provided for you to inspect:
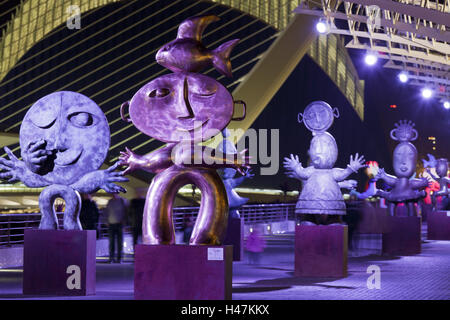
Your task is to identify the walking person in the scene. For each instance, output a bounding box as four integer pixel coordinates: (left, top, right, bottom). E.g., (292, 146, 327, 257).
(105, 193, 128, 263)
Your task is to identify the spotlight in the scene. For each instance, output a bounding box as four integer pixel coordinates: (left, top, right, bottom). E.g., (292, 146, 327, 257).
(398, 72, 408, 83)
(444, 101, 450, 109)
(364, 52, 378, 66)
(316, 19, 329, 34)
(421, 88, 433, 99)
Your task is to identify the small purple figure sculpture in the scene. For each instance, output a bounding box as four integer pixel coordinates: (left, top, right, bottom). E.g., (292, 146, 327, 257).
(0, 91, 128, 230)
(375, 120, 429, 216)
(425, 158, 449, 210)
(118, 15, 248, 245)
(284, 101, 366, 225)
(218, 129, 254, 218)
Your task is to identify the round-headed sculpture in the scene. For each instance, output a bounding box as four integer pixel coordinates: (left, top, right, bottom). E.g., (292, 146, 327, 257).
(19, 91, 110, 184)
(125, 72, 235, 143)
(375, 120, 428, 216)
(298, 100, 339, 135)
(0, 91, 127, 230)
(118, 15, 248, 246)
(284, 100, 365, 225)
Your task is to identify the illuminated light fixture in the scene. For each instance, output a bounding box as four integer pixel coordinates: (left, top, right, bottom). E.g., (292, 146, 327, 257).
(443, 101, 450, 109)
(389, 104, 397, 109)
(398, 72, 409, 83)
(364, 51, 378, 66)
(421, 88, 433, 99)
(316, 19, 329, 34)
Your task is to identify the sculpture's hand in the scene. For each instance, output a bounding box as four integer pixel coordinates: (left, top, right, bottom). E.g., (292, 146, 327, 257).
(22, 139, 52, 173)
(283, 154, 304, 179)
(233, 149, 251, 175)
(0, 147, 27, 183)
(375, 168, 386, 181)
(118, 147, 141, 175)
(339, 179, 357, 190)
(348, 153, 366, 172)
(99, 162, 129, 193)
(244, 168, 254, 179)
(283, 154, 302, 171)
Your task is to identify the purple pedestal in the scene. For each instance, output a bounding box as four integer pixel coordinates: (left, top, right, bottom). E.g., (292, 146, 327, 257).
(23, 229, 96, 296)
(295, 225, 347, 278)
(223, 217, 244, 261)
(382, 216, 421, 255)
(134, 245, 233, 300)
(428, 211, 450, 240)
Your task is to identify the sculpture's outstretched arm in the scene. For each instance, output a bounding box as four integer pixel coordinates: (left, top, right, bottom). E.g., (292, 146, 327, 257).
(283, 154, 312, 180)
(230, 168, 254, 188)
(119, 144, 175, 174)
(375, 168, 397, 186)
(0, 147, 50, 188)
(71, 162, 128, 194)
(410, 177, 430, 190)
(338, 179, 357, 190)
(173, 144, 251, 175)
(333, 153, 366, 182)
(425, 168, 439, 181)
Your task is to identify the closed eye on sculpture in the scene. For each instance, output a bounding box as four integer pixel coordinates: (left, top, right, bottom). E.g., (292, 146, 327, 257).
(194, 91, 216, 97)
(148, 88, 171, 98)
(68, 112, 95, 127)
(32, 117, 56, 129)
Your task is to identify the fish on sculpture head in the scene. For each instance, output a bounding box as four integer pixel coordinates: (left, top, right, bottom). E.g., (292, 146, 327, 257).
(156, 14, 239, 77)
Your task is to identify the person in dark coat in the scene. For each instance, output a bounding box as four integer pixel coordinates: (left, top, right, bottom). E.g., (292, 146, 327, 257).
(79, 193, 100, 237)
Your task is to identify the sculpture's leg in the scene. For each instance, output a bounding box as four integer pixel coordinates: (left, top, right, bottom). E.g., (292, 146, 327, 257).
(142, 166, 228, 245)
(38, 185, 82, 230)
(407, 201, 416, 217)
(189, 169, 228, 245)
(431, 193, 437, 211)
(388, 202, 396, 217)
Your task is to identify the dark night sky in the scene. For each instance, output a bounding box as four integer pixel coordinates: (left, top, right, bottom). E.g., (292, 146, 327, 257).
(240, 49, 449, 192)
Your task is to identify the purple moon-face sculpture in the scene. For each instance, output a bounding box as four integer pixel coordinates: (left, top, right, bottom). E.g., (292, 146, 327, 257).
(375, 120, 428, 216)
(19, 91, 110, 184)
(284, 101, 366, 220)
(119, 15, 246, 246)
(0, 91, 127, 230)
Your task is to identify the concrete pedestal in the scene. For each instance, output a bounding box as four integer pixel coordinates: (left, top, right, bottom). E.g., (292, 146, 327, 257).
(295, 225, 347, 278)
(134, 245, 233, 300)
(223, 217, 244, 261)
(428, 211, 450, 240)
(382, 216, 421, 255)
(23, 229, 96, 296)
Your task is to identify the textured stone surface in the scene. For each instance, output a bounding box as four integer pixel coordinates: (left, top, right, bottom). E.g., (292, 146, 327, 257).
(22, 229, 96, 296)
(134, 244, 232, 300)
(2, 228, 450, 300)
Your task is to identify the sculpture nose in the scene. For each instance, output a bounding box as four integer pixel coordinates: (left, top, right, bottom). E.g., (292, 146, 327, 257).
(178, 77, 195, 119)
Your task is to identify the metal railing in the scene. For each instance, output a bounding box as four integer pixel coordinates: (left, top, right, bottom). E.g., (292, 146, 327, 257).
(0, 203, 296, 247)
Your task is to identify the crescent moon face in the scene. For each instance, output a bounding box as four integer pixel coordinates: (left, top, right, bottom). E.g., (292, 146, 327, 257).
(19, 91, 110, 185)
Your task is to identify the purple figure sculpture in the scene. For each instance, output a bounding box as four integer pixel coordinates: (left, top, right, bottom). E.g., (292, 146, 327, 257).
(375, 120, 429, 216)
(118, 15, 248, 245)
(218, 129, 254, 218)
(0, 91, 128, 229)
(284, 101, 366, 225)
(425, 158, 449, 210)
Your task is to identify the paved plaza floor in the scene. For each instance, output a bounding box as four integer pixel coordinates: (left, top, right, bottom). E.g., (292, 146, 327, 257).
(0, 236, 448, 300)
